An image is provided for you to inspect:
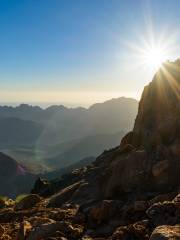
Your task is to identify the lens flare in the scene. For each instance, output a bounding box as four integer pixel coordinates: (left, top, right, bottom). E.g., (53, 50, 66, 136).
(143, 45, 168, 70)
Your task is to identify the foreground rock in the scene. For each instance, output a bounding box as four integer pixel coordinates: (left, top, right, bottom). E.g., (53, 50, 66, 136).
(15, 194, 41, 211)
(150, 225, 180, 240)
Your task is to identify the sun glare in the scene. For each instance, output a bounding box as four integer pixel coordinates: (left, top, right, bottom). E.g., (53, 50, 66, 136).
(127, 29, 177, 73)
(143, 46, 167, 70)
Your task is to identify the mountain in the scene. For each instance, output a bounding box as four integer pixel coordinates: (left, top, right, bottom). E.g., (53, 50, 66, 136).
(0, 98, 138, 172)
(17, 60, 179, 239)
(46, 131, 125, 169)
(0, 118, 43, 146)
(0, 97, 138, 145)
(0, 152, 36, 198)
(4, 132, 125, 173)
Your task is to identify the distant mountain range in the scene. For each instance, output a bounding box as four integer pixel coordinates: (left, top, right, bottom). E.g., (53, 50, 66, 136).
(0, 97, 138, 173)
(0, 117, 43, 146)
(0, 97, 138, 144)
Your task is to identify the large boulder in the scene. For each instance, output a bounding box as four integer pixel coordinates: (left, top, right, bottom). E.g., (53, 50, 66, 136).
(150, 225, 180, 240)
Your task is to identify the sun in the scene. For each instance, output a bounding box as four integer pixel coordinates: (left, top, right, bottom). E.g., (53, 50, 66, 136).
(143, 45, 167, 70)
(127, 29, 176, 73)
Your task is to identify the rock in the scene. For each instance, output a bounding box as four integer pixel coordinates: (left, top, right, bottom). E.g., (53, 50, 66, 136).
(15, 194, 41, 210)
(0, 224, 5, 237)
(1, 234, 11, 240)
(173, 194, 180, 208)
(120, 131, 133, 147)
(104, 149, 151, 198)
(134, 201, 148, 212)
(88, 200, 121, 225)
(149, 192, 177, 206)
(48, 181, 83, 208)
(146, 201, 180, 226)
(5, 199, 15, 208)
(31, 177, 53, 197)
(112, 220, 150, 240)
(27, 221, 84, 240)
(28, 217, 55, 227)
(26, 220, 59, 240)
(16, 221, 32, 240)
(152, 160, 169, 178)
(150, 225, 180, 239)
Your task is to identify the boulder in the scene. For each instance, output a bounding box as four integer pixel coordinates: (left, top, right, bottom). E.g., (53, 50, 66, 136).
(112, 220, 150, 240)
(15, 194, 41, 211)
(27, 221, 84, 240)
(16, 221, 32, 240)
(88, 200, 121, 225)
(146, 200, 180, 226)
(48, 181, 83, 208)
(150, 225, 180, 240)
(0, 224, 5, 237)
(31, 177, 53, 197)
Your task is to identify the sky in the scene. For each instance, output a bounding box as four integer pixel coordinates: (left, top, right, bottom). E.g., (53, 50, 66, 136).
(0, 0, 180, 106)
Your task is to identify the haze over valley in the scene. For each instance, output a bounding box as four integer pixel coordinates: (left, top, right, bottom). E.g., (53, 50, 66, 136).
(0, 97, 138, 175)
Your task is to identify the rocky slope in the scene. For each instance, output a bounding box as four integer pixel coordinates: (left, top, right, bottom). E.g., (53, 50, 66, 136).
(0, 60, 179, 239)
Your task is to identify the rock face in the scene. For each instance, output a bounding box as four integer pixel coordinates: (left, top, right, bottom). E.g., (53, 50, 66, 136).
(0, 60, 180, 239)
(102, 60, 180, 197)
(131, 60, 180, 192)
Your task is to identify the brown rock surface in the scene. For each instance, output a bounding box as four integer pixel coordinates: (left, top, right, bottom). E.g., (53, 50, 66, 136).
(15, 194, 41, 211)
(150, 225, 180, 240)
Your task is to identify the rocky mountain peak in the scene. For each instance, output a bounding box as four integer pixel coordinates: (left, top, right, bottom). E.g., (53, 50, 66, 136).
(132, 60, 180, 152)
(102, 60, 180, 197)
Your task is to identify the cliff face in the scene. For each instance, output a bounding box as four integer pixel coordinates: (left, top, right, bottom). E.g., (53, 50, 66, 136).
(103, 60, 180, 197)
(133, 60, 180, 150)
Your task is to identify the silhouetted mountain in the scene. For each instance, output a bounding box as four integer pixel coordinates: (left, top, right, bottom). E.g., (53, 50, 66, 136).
(0, 152, 36, 197)
(0, 97, 138, 145)
(0, 98, 138, 172)
(0, 104, 42, 119)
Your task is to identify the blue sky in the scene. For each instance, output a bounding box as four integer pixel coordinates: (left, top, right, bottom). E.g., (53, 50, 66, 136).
(0, 0, 180, 106)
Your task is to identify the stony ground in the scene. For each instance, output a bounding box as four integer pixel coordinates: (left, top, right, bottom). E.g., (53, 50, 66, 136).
(0, 191, 179, 239)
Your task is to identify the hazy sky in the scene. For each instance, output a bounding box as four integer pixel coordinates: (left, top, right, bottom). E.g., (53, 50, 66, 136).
(0, 0, 180, 106)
